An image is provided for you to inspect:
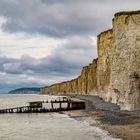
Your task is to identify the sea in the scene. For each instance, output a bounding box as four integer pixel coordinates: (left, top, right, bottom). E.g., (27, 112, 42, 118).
(0, 94, 121, 140)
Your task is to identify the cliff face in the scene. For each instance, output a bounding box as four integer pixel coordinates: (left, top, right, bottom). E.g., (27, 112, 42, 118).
(40, 59, 98, 95)
(41, 11, 140, 111)
(97, 29, 113, 98)
(107, 13, 140, 110)
(87, 59, 98, 94)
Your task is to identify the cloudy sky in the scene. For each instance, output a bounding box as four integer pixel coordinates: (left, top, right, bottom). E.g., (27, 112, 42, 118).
(0, 0, 140, 92)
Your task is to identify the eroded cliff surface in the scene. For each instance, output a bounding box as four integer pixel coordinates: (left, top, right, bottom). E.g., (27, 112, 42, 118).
(41, 11, 140, 110)
(107, 13, 140, 110)
(97, 29, 113, 98)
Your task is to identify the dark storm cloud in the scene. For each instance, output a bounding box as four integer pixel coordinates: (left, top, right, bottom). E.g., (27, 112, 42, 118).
(0, 36, 96, 76)
(0, 0, 97, 37)
(0, 0, 139, 37)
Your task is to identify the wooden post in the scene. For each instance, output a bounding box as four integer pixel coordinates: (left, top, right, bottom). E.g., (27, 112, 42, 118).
(20, 108, 22, 113)
(51, 102, 54, 109)
(67, 102, 70, 110)
(60, 102, 62, 109)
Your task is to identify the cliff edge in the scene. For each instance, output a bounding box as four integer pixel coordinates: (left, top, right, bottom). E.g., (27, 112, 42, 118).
(41, 11, 140, 111)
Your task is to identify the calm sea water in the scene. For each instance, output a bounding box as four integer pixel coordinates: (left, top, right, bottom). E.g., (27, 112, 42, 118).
(0, 94, 121, 140)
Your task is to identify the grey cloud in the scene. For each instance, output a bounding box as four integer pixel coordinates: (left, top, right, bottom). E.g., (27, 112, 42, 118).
(0, 0, 139, 37)
(0, 36, 96, 76)
(3, 63, 23, 74)
(0, 0, 140, 92)
(0, 36, 97, 92)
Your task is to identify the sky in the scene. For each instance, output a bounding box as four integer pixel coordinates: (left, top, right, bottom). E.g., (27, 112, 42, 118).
(0, 0, 140, 93)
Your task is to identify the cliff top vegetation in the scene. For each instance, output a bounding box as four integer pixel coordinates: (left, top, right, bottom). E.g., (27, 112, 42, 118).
(115, 10, 140, 16)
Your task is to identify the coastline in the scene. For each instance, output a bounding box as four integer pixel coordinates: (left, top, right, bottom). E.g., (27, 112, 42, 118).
(1, 93, 139, 139)
(63, 94, 140, 140)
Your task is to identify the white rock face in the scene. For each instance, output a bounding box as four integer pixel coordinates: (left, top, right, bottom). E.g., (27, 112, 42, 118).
(108, 13, 140, 110)
(96, 29, 113, 99)
(41, 11, 140, 111)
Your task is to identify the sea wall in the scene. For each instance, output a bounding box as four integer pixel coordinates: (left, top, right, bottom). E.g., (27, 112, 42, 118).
(41, 11, 140, 110)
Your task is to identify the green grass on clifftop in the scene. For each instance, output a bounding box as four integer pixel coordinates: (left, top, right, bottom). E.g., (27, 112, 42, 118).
(115, 10, 140, 16)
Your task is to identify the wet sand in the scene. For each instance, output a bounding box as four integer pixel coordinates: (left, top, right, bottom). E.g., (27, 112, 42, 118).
(65, 94, 140, 140)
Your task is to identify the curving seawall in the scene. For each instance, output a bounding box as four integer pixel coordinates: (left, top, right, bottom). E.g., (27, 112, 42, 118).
(41, 11, 140, 111)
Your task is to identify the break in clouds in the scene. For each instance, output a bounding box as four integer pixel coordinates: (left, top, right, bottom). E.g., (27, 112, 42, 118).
(0, 0, 140, 92)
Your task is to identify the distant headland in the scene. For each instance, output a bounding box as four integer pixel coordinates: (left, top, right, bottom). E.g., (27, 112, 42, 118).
(9, 87, 40, 94)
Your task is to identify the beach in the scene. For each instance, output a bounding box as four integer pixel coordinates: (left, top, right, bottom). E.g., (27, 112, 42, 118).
(0, 94, 121, 140)
(0, 93, 139, 140)
(65, 94, 140, 140)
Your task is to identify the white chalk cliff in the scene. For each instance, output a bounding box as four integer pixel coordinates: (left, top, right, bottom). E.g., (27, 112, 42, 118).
(41, 11, 140, 111)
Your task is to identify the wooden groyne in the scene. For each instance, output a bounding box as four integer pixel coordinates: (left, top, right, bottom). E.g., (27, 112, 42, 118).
(0, 98, 85, 114)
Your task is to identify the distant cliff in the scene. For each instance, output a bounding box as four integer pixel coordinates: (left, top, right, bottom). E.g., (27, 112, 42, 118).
(9, 87, 40, 94)
(41, 11, 140, 111)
